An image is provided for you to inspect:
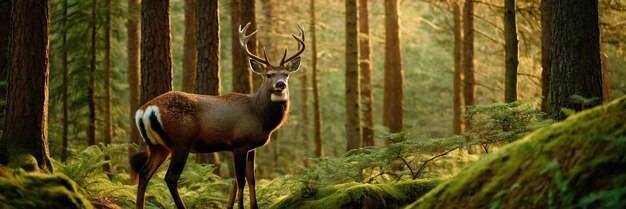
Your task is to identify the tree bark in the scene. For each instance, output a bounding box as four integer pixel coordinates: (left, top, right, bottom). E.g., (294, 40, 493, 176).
(547, 0, 603, 120)
(0, 0, 9, 128)
(383, 0, 403, 135)
(61, 0, 69, 162)
(103, 0, 113, 173)
(504, 0, 518, 103)
(310, 0, 323, 157)
(462, 0, 475, 130)
(141, 0, 173, 105)
(231, 0, 251, 94)
(195, 0, 221, 168)
(182, 0, 197, 93)
(359, 0, 374, 147)
(540, 0, 552, 112)
(88, 0, 97, 146)
(1, 0, 53, 172)
(600, 46, 610, 101)
(128, 0, 141, 153)
(452, 1, 464, 134)
(345, 0, 362, 151)
(241, 0, 260, 91)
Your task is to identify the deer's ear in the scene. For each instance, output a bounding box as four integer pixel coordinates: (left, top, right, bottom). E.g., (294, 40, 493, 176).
(249, 59, 264, 75)
(286, 57, 301, 72)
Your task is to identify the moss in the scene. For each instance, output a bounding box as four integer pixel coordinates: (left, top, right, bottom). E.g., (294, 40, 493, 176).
(7, 154, 40, 172)
(406, 96, 626, 209)
(0, 166, 93, 209)
(270, 178, 444, 209)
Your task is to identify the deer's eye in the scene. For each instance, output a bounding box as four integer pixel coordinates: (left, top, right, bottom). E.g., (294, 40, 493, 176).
(266, 74, 272, 78)
(283, 73, 289, 78)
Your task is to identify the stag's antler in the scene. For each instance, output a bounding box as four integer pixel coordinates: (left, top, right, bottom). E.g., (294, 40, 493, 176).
(280, 24, 306, 66)
(239, 22, 272, 66)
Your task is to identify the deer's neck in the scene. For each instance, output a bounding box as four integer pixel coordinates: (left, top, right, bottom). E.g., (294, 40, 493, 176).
(252, 85, 289, 132)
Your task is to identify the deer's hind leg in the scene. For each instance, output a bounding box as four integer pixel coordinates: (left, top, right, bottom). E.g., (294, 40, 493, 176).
(165, 150, 191, 209)
(137, 145, 169, 209)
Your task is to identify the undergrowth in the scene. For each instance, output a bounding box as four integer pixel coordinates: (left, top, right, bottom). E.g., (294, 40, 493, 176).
(45, 100, 551, 208)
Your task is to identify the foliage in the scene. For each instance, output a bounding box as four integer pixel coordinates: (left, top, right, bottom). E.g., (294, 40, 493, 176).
(269, 179, 443, 209)
(50, 143, 233, 208)
(53, 143, 136, 207)
(407, 96, 626, 209)
(465, 99, 552, 153)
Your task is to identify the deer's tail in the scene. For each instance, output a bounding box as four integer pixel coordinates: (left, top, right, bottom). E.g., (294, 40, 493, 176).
(130, 151, 148, 185)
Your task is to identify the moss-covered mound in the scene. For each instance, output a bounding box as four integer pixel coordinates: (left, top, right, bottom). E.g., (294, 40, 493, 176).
(270, 178, 443, 209)
(407, 97, 626, 209)
(0, 166, 93, 209)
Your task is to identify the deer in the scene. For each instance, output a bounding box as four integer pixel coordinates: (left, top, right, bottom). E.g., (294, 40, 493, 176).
(130, 22, 305, 209)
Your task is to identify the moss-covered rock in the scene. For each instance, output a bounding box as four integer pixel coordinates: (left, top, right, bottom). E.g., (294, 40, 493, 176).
(0, 166, 93, 209)
(407, 97, 626, 209)
(270, 178, 443, 209)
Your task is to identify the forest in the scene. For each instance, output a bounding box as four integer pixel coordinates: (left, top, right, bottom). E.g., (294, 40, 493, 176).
(0, 0, 625, 208)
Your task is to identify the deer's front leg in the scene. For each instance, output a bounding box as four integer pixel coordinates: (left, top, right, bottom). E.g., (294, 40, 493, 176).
(246, 150, 258, 209)
(230, 147, 249, 209)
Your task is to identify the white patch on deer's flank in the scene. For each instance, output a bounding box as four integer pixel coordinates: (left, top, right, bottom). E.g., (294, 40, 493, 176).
(135, 110, 145, 139)
(143, 106, 167, 146)
(271, 91, 289, 102)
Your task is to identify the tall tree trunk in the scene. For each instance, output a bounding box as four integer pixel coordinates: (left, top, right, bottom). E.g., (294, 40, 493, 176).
(61, 0, 69, 162)
(345, 0, 362, 151)
(600, 46, 611, 101)
(241, 0, 260, 91)
(452, 1, 464, 134)
(504, 0, 518, 103)
(359, 0, 374, 147)
(1, 0, 52, 172)
(195, 0, 221, 170)
(88, 0, 97, 146)
(0, 0, 9, 129)
(462, 0, 475, 130)
(547, 0, 602, 120)
(231, 0, 251, 94)
(128, 0, 141, 153)
(383, 0, 403, 135)
(310, 0, 323, 157)
(141, 0, 173, 105)
(182, 0, 197, 93)
(540, 0, 552, 112)
(103, 0, 113, 173)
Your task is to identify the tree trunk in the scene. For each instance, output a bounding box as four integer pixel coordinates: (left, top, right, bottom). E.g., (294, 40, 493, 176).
(88, 0, 97, 146)
(540, 0, 552, 112)
(182, 0, 197, 93)
(0, 0, 9, 129)
(1, 0, 52, 172)
(345, 0, 362, 151)
(600, 46, 610, 101)
(195, 0, 221, 169)
(61, 0, 69, 162)
(128, 0, 141, 153)
(504, 0, 518, 103)
(383, 0, 403, 135)
(462, 0, 475, 130)
(103, 0, 113, 173)
(359, 0, 374, 147)
(310, 0, 323, 157)
(141, 0, 173, 105)
(231, 0, 251, 94)
(452, 1, 464, 134)
(547, 0, 603, 120)
(241, 0, 260, 91)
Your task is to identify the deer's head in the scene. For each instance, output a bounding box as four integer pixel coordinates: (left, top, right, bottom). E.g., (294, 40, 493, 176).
(239, 23, 305, 102)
